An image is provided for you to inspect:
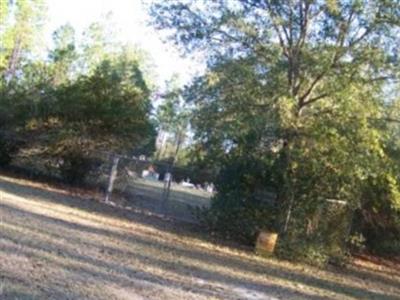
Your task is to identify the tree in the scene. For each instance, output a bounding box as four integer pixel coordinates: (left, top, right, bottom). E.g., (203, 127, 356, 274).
(79, 12, 121, 74)
(0, 0, 47, 79)
(156, 76, 190, 163)
(0, 7, 156, 183)
(0, 1, 11, 68)
(150, 0, 400, 261)
(48, 53, 155, 182)
(49, 23, 77, 85)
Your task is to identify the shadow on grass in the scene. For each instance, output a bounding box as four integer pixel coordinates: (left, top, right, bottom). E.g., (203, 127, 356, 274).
(0, 175, 205, 240)
(1, 204, 323, 300)
(1, 175, 399, 300)
(1, 164, 209, 223)
(0, 273, 82, 300)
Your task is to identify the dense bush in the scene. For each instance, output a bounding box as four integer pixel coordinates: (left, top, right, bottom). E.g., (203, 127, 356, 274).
(198, 154, 280, 244)
(199, 199, 277, 244)
(0, 137, 21, 166)
(0, 54, 156, 184)
(151, 0, 400, 264)
(353, 209, 400, 257)
(58, 151, 96, 184)
(274, 199, 353, 266)
(351, 175, 400, 257)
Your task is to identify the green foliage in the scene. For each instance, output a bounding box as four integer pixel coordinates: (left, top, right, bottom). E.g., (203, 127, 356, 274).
(156, 76, 190, 163)
(49, 23, 77, 85)
(198, 153, 279, 244)
(378, 239, 400, 256)
(54, 56, 152, 144)
(80, 12, 121, 74)
(0, 136, 20, 166)
(354, 174, 400, 256)
(347, 233, 367, 254)
(151, 0, 400, 260)
(58, 150, 96, 185)
(0, 0, 47, 76)
(277, 199, 352, 266)
(44, 55, 155, 182)
(276, 236, 345, 267)
(0, 12, 156, 183)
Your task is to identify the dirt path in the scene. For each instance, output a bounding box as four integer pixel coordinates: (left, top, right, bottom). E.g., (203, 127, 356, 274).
(1, 174, 399, 300)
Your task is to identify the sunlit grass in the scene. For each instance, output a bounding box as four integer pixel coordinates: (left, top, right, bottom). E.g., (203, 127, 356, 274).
(1, 174, 399, 299)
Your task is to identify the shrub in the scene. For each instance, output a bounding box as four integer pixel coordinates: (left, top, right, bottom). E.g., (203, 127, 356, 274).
(275, 229, 351, 267)
(273, 198, 353, 266)
(276, 236, 332, 266)
(58, 151, 96, 184)
(352, 176, 400, 257)
(197, 196, 277, 244)
(196, 154, 279, 244)
(347, 233, 367, 254)
(378, 239, 400, 256)
(0, 137, 21, 166)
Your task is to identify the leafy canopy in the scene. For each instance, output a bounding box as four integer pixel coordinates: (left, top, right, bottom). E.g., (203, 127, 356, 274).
(150, 0, 400, 256)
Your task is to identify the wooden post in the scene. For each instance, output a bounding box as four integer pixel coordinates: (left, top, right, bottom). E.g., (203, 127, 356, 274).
(105, 155, 120, 203)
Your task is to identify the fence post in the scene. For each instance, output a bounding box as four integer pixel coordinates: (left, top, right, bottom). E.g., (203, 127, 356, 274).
(283, 193, 294, 233)
(105, 155, 120, 203)
(161, 165, 172, 213)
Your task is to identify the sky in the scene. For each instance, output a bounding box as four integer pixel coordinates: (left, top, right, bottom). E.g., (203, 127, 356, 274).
(45, 0, 203, 87)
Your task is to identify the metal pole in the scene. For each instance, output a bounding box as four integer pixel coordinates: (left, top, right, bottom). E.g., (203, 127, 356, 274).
(161, 131, 183, 213)
(161, 164, 172, 212)
(283, 193, 294, 233)
(105, 155, 120, 203)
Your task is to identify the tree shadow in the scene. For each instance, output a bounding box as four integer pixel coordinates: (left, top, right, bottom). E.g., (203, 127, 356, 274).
(0, 273, 81, 300)
(0, 175, 203, 235)
(1, 176, 400, 300)
(1, 205, 323, 299)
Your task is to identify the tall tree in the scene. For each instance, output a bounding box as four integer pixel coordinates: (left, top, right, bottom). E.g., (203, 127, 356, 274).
(80, 12, 120, 74)
(0, 0, 11, 68)
(49, 23, 77, 85)
(156, 76, 190, 162)
(0, 0, 47, 79)
(150, 0, 400, 257)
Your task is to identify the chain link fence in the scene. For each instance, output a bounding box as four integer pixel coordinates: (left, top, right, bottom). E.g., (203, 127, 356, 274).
(0, 134, 214, 224)
(1, 132, 353, 234)
(98, 153, 214, 223)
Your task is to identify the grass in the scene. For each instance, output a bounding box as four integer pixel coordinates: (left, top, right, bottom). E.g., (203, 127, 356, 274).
(115, 176, 211, 223)
(122, 177, 211, 207)
(1, 173, 400, 300)
(8, 157, 211, 223)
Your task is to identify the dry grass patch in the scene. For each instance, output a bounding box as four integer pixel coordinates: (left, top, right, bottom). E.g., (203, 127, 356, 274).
(1, 174, 399, 300)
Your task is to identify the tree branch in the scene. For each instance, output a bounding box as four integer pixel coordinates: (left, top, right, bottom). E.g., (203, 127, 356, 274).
(301, 93, 329, 107)
(298, 5, 355, 108)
